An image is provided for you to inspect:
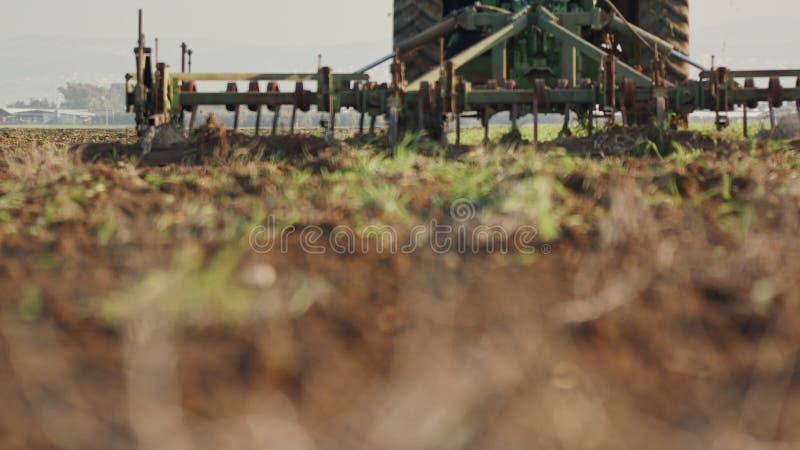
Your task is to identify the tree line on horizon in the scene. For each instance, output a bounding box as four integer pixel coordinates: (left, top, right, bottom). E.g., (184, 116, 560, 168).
(8, 83, 126, 111)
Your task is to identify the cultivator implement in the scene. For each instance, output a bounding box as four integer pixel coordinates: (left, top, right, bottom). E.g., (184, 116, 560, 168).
(126, 2, 800, 147)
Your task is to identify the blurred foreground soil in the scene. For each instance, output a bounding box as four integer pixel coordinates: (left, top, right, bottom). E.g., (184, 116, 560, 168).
(1, 127, 799, 450)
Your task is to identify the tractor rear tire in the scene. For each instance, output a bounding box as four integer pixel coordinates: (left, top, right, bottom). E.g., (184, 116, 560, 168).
(393, 0, 444, 83)
(638, 0, 690, 83)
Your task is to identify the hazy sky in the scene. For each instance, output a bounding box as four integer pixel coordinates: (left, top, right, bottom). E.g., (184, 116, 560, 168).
(1, 1, 797, 57)
(0, 0, 799, 103)
(0, 1, 394, 47)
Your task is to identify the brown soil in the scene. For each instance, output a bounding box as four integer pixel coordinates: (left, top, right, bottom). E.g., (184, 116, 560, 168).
(551, 125, 751, 156)
(73, 118, 334, 168)
(1, 128, 799, 450)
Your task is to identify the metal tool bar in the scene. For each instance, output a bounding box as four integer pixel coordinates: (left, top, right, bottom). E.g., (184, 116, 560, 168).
(172, 73, 368, 82)
(466, 88, 597, 105)
(730, 87, 800, 104)
(180, 92, 315, 106)
(700, 69, 800, 79)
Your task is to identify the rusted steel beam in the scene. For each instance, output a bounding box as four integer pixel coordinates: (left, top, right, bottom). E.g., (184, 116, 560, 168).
(171, 73, 368, 82)
(179, 92, 315, 107)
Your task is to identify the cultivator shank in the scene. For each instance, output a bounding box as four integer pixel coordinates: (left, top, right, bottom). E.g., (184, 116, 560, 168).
(127, 2, 800, 146)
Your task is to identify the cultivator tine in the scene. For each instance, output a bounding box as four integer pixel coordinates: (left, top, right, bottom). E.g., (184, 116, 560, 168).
(767, 77, 784, 139)
(225, 82, 240, 130)
(247, 81, 261, 136)
(769, 107, 776, 139)
(441, 120, 449, 148)
(580, 79, 594, 138)
(272, 108, 281, 136)
(418, 82, 431, 132)
(533, 100, 539, 150)
(533, 79, 548, 151)
(743, 78, 756, 138)
(355, 82, 365, 136)
(796, 77, 800, 119)
(389, 107, 399, 149)
(369, 115, 377, 135)
(189, 109, 198, 130)
(252, 108, 260, 136)
(505, 80, 518, 133)
(456, 114, 461, 146)
(483, 106, 490, 144)
(620, 78, 635, 127)
(561, 107, 571, 136)
(481, 79, 497, 144)
(602, 56, 616, 126)
(180, 81, 196, 131)
(510, 105, 518, 131)
(656, 97, 666, 130)
(743, 103, 748, 138)
(417, 93, 424, 130)
(290, 82, 299, 135)
(266, 82, 281, 136)
(558, 79, 572, 137)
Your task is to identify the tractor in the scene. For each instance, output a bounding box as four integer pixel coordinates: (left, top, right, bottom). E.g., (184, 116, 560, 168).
(127, 1, 799, 147)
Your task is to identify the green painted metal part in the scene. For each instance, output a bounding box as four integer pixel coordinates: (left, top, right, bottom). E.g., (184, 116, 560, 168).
(408, 5, 533, 90)
(534, 7, 653, 87)
(449, 1, 600, 89)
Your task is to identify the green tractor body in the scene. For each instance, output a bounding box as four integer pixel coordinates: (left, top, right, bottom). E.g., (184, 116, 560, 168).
(396, 0, 689, 88)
